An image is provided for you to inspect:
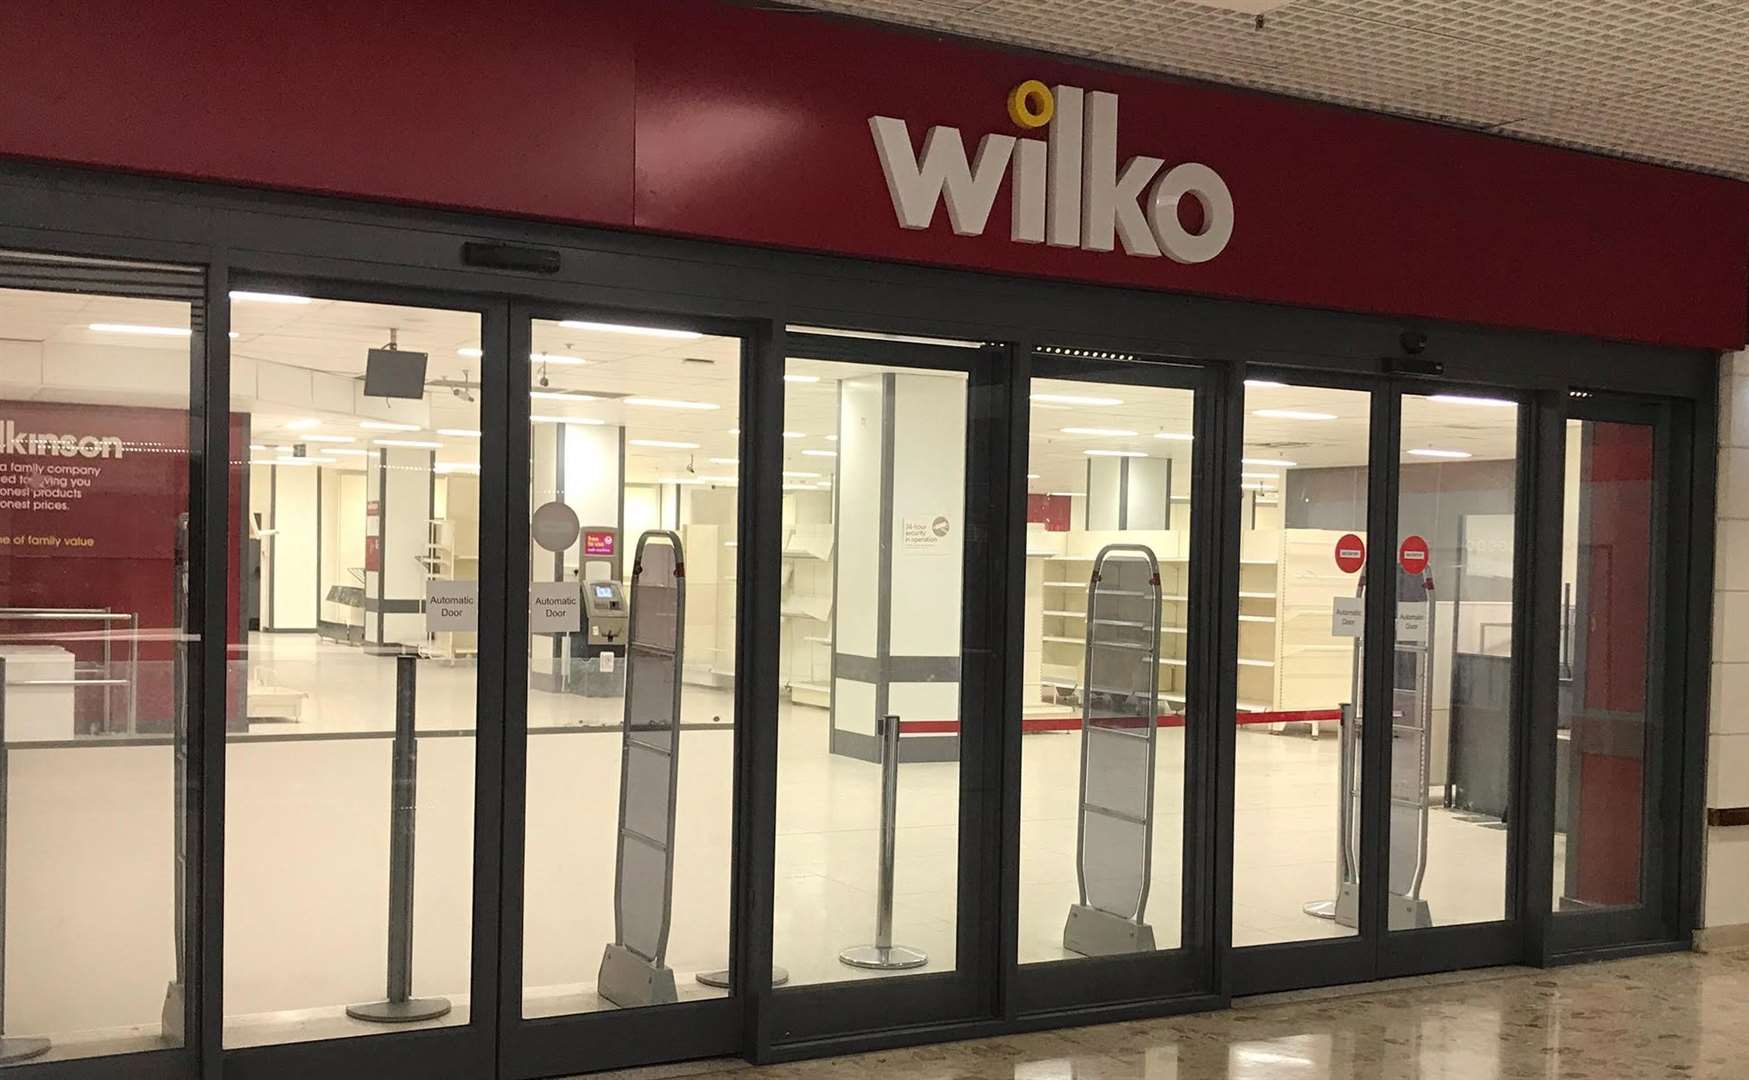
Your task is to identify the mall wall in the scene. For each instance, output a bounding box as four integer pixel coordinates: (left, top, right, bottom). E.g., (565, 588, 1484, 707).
(1704, 350, 1749, 936)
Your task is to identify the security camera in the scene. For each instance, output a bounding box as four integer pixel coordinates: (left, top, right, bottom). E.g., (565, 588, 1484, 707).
(1400, 331, 1429, 355)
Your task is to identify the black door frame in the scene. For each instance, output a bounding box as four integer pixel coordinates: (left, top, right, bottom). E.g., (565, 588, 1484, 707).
(1004, 347, 1225, 1016)
(0, 159, 1717, 1078)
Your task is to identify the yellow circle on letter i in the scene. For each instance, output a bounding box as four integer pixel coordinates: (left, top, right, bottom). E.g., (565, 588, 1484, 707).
(1008, 80, 1055, 129)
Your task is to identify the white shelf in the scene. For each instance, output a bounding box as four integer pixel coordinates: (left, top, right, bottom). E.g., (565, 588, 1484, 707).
(1042, 609, 1086, 618)
(1042, 635, 1084, 645)
(1239, 591, 1277, 600)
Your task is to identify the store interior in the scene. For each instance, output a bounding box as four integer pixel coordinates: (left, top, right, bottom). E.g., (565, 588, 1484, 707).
(0, 290, 1622, 1062)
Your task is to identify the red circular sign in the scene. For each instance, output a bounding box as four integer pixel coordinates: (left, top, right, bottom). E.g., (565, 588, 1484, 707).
(1333, 533, 1366, 574)
(1398, 535, 1430, 575)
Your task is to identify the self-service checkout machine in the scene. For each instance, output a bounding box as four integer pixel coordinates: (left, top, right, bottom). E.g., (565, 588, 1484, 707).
(1304, 563, 1436, 931)
(562, 528, 629, 697)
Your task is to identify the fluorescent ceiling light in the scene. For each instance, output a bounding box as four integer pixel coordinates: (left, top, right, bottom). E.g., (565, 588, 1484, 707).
(1428, 394, 1515, 408)
(1240, 482, 1276, 490)
(437, 428, 481, 438)
(373, 438, 442, 449)
(327, 448, 371, 457)
(1240, 471, 1279, 479)
(558, 319, 702, 340)
(1026, 473, 1041, 480)
(783, 471, 819, 478)
(274, 456, 335, 466)
(781, 483, 817, 491)
(359, 420, 421, 432)
(1407, 447, 1473, 459)
(230, 290, 311, 305)
(1242, 456, 1297, 467)
(629, 439, 700, 449)
(782, 431, 806, 439)
(826, 435, 838, 442)
(531, 352, 585, 366)
(625, 397, 718, 410)
(457, 347, 483, 359)
(1061, 426, 1136, 437)
(531, 415, 605, 425)
(1048, 491, 1086, 498)
(814, 481, 833, 488)
(1085, 449, 1147, 458)
(801, 449, 837, 457)
(709, 457, 738, 466)
(1032, 392, 1123, 407)
(1253, 409, 1337, 421)
(435, 462, 481, 474)
(1154, 432, 1194, 442)
(284, 418, 321, 431)
(530, 390, 597, 402)
(248, 444, 270, 452)
(89, 323, 190, 337)
(299, 434, 356, 444)
(1244, 379, 1286, 388)
(783, 374, 820, 383)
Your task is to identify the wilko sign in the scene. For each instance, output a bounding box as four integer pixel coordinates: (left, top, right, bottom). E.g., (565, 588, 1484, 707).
(0, 420, 125, 459)
(870, 81, 1234, 264)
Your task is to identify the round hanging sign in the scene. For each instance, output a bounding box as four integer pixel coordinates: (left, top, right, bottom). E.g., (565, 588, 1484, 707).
(531, 500, 581, 553)
(1333, 533, 1366, 574)
(1398, 534, 1430, 576)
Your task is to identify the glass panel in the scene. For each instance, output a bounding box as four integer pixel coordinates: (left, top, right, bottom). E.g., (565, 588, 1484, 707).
(1018, 375, 1195, 963)
(0, 270, 199, 1064)
(520, 319, 739, 1017)
(1554, 419, 1655, 910)
(1232, 382, 1370, 947)
(1391, 391, 1520, 930)
(776, 345, 969, 986)
(223, 296, 480, 1047)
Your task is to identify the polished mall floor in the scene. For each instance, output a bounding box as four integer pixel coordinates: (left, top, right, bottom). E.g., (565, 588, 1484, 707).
(564, 949, 1749, 1080)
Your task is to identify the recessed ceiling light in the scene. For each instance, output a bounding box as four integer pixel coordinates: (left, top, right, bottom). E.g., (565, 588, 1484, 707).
(1154, 432, 1194, 442)
(299, 434, 356, 444)
(1085, 449, 1147, 457)
(359, 420, 421, 432)
(629, 439, 700, 449)
(1061, 426, 1137, 437)
(1242, 456, 1297, 467)
(1244, 379, 1286, 388)
(558, 319, 702, 340)
(1428, 394, 1515, 408)
(784, 374, 821, 383)
(1407, 447, 1472, 459)
(782, 431, 807, 439)
(230, 290, 312, 305)
(802, 449, 837, 457)
(285, 418, 322, 431)
(89, 323, 190, 337)
(1032, 392, 1123, 407)
(530, 390, 597, 402)
(373, 438, 442, 449)
(1253, 409, 1337, 421)
(457, 347, 484, 359)
(625, 397, 718, 410)
(531, 415, 606, 425)
(437, 428, 482, 438)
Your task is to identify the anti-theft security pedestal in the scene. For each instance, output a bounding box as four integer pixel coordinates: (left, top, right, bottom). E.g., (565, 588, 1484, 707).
(1303, 567, 1435, 931)
(0, 658, 50, 1064)
(1062, 546, 1161, 957)
(347, 654, 452, 1023)
(598, 532, 686, 1008)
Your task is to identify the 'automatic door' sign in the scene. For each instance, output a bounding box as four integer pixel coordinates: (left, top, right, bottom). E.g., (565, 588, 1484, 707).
(869, 81, 1234, 264)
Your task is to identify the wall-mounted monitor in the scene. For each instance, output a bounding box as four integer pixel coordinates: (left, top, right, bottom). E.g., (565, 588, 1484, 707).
(363, 348, 428, 399)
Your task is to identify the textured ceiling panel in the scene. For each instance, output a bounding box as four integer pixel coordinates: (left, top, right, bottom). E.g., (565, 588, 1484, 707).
(790, 0, 1749, 178)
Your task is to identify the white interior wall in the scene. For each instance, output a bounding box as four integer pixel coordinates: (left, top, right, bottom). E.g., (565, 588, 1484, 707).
(268, 464, 319, 630)
(832, 376, 883, 738)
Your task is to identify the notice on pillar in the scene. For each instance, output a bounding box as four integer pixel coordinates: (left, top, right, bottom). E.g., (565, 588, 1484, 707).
(425, 579, 478, 631)
(1396, 600, 1430, 646)
(530, 581, 582, 633)
(901, 514, 953, 556)
(1331, 596, 1363, 637)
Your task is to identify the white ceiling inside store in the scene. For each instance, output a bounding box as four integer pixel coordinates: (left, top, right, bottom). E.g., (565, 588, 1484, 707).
(0, 289, 1521, 497)
(788, 0, 1749, 179)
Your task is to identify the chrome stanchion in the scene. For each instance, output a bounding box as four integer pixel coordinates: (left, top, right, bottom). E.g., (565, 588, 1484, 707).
(0, 659, 50, 1065)
(839, 714, 926, 971)
(347, 654, 451, 1023)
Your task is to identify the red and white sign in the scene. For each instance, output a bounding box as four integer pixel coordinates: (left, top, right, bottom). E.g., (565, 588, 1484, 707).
(1334, 533, 1366, 574)
(583, 529, 616, 558)
(1398, 535, 1430, 575)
